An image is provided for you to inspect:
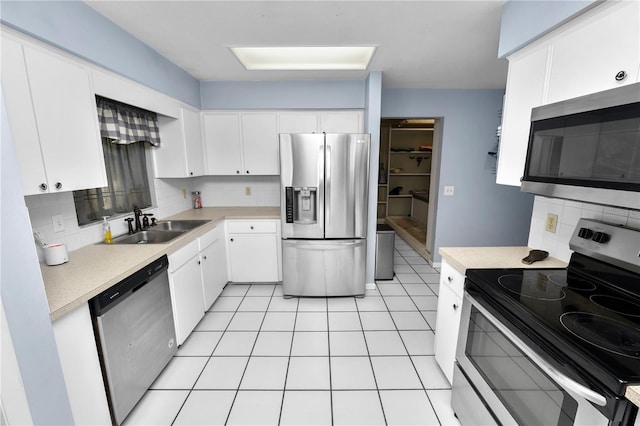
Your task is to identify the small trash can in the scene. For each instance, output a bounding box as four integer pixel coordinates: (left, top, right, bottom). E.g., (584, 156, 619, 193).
(375, 224, 395, 280)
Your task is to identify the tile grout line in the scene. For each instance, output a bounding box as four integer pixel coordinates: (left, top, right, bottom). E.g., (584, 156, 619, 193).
(277, 292, 300, 426)
(169, 282, 249, 425)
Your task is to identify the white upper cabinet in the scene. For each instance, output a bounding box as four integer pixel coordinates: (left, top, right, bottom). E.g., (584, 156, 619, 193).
(319, 111, 364, 133)
(202, 113, 244, 175)
(278, 112, 319, 134)
(497, 1, 640, 187)
(241, 113, 279, 175)
(278, 110, 363, 134)
(546, 1, 640, 104)
(154, 107, 205, 178)
(496, 44, 551, 186)
(1, 35, 107, 195)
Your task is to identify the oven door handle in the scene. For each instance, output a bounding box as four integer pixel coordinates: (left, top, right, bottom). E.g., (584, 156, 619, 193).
(467, 294, 608, 407)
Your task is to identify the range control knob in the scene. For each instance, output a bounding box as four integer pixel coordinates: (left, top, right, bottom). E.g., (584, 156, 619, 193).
(577, 228, 594, 239)
(592, 232, 610, 244)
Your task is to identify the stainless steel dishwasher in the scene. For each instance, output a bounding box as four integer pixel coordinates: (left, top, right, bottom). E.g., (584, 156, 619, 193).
(89, 255, 176, 425)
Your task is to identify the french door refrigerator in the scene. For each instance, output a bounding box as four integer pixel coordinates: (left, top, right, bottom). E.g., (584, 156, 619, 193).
(280, 133, 370, 297)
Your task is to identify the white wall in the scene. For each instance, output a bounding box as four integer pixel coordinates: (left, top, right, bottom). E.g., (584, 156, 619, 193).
(527, 196, 640, 262)
(26, 177, 192, 262)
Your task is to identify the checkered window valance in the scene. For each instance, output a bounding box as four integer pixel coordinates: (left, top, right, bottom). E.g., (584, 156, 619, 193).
(96, 96, 161, 146)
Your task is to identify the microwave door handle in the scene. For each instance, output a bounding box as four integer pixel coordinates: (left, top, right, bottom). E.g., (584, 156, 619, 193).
(467, 294, 608, 407)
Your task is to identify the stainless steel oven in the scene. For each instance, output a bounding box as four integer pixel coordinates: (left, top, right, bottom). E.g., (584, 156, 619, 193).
(452, 219, 640, 426)
(454, 292, 609, 425)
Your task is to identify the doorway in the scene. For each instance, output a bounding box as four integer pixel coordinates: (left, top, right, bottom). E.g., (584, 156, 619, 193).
(377, 118, 441, 261)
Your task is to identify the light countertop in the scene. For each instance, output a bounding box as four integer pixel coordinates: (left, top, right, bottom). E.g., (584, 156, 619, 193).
(439, 246, 568, 275)
(42, 207, 279, 320)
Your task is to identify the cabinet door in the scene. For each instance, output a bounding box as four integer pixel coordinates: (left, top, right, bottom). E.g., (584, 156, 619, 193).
(496, 44, 551, 187)
(0, 37, 47, 195)
(319, 111, 363, 133)
(200, 240, 228, 310)
(169, 256, 205, 345)
(203, 113, 243, 175)
(24, 45, 107, 193)
(241, 113, 279, 175)
(546, 1, 640, 104)
(182, 108, 205, 176)
(434, 281, 463, 384)
(228, 234, 279, 282)
(154, 115, 188, 178)
(278, 112, 318, 134)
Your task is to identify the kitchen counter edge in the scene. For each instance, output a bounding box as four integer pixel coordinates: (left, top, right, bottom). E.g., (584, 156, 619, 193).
(42, 207, 280, 321)
(438, 246, 568, 276)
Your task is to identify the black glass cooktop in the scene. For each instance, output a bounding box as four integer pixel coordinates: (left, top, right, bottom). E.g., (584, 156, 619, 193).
(465, 253, 640, 395)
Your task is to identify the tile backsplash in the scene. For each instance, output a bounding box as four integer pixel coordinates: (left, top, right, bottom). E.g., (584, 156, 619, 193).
(26, 178, 191, 262)
(25, 176, 280, 262)
(527, 196, 640, 262)
(192, 176, 280, 207)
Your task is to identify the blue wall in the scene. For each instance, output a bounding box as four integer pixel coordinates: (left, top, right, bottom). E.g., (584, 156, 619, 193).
(200, 80, 366, 109)
(499, 0, 598, 57)
(0, 1, 201, 107)
(382, 89, 534, 262)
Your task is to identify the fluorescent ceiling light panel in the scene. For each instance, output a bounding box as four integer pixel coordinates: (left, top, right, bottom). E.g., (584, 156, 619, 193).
(230, 46, 376, 70)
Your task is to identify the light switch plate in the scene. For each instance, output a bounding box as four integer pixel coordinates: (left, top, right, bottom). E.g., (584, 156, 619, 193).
(52, 214, 65, 232)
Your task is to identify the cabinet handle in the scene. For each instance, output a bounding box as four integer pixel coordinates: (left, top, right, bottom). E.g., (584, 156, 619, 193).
(39, 183, 48, 191)
(250, 226, 254, 230)
(447, 276, 453, 282)
(230, 238, 234, 242)
(453, 304, 458, 310)
(197, 260, 201, 265)
(615, 70, 627, 81)
(190, 171, 194, 176)
(246, 170, 250, 174)
(55, 182, 62, 190)
(203, 256, 207, 260)
(236, 170, 240, 174)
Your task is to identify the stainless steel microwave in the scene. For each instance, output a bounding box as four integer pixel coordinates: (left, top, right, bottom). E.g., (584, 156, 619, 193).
(521, 82, 640, 210)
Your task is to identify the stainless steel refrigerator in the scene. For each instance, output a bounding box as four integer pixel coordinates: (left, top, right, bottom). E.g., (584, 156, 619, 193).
(280, 133, 370, 297)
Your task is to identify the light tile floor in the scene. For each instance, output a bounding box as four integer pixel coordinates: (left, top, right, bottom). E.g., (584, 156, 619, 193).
(124, 237, 460, 426)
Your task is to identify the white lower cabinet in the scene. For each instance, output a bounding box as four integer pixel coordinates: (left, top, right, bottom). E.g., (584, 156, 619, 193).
(52, 304, 111, 425)
(168, 240, 205, 346)
(199, 225, 228, 310)
(226, 220, 280, 283)
(434, 259, 465, 384)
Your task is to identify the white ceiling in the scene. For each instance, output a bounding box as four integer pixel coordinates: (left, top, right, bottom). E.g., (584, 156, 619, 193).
(85, 0, 508, 89)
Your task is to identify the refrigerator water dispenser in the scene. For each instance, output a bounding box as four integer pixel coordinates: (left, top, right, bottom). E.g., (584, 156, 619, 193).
(285, 186, 317, 224)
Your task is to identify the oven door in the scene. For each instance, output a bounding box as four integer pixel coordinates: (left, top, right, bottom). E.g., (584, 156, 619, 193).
(453, 291, 609, 426)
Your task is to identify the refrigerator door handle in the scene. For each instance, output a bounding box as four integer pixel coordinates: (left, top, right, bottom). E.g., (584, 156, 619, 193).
(325, 144, 331, 229)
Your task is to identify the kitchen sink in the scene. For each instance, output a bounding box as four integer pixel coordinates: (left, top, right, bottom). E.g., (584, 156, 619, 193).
(112, 230, 185, 245)
(154, 220, 211, 232)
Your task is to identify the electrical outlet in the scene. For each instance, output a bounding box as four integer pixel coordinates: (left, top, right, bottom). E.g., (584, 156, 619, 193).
(245, 186, 252, 196)
(182, 188, 187, 199)
(52, 214, 65, 232)
(545, 213, 558, 233)
(444, 186, 455, 196)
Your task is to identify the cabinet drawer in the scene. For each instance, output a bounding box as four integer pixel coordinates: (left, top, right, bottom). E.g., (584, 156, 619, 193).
(198, 225, 221, 250)
(227, 220, 277, 234)
(440, 259, 465, 297)
(168, 240, 199, 272)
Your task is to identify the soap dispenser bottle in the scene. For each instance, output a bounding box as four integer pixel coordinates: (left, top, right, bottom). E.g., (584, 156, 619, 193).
(102, 216, 113, 244)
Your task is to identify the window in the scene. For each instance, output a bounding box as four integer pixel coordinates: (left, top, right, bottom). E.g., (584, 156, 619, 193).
(74, 139, 152, 225)
(73, 97, 159, 226)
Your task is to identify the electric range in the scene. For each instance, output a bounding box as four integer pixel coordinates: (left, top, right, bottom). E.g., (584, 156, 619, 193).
(453, 218, 640, 425)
